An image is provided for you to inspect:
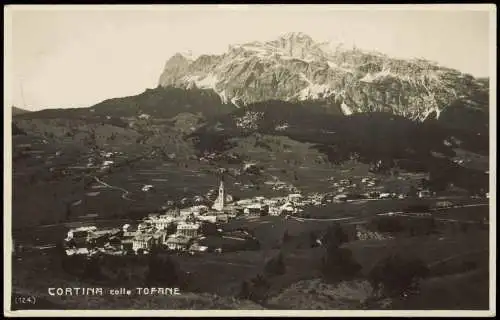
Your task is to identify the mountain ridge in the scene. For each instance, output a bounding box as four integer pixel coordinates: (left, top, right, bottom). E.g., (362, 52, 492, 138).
(158, 32, 489, 121)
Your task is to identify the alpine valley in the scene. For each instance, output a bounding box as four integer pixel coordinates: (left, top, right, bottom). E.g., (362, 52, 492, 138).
(11, 33, 490, 311)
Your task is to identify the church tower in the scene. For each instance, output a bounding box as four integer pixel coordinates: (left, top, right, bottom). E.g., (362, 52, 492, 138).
(212, 175, 225, 212)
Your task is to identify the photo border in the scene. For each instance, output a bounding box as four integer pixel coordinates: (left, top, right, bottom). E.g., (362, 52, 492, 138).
(3, 4, 496, 317)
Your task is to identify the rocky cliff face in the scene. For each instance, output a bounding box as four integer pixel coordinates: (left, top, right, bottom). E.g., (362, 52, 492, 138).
(158, 32, 488, 121)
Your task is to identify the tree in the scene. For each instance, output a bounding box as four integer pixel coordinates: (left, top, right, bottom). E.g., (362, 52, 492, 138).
(166, 223, 177, 236)
(82, 256, 104, 280)
(368, 254, 430, 298)
(238, 281, 251, 300)
(282, 230, 291, 244)
(65, 204, 72, 220)
(243, 274, 271, 303)
(200, 222, 218, 236)
(145, 254, 182, 287)
(321, 223, 349, 249)
(264, 252, 286, 276)
(309, 231, 319, 248)
(320, 245, 361, 283)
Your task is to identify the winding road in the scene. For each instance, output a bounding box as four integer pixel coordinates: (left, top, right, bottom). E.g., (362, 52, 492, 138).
(93, 176, 135, 201)
(290, 201, 489, 225)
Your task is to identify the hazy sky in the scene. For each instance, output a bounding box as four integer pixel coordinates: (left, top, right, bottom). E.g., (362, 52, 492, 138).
(5, 5, 495, 110)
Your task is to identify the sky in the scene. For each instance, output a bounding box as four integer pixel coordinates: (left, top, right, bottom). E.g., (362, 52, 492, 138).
(5, 4, 495, 111)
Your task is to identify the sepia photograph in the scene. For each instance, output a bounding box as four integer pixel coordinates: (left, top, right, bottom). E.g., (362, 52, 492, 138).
(3, 4, 496, 317)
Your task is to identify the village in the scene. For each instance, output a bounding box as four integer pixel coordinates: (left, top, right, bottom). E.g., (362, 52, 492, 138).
(63, 170, 438, 258)
(63, 176, 311, 257)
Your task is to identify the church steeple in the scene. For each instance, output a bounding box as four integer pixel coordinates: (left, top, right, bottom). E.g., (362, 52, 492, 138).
(212, 175, 225, 212)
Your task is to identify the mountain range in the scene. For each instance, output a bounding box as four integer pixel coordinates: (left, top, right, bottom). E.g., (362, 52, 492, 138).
(158, 32, 489, 122)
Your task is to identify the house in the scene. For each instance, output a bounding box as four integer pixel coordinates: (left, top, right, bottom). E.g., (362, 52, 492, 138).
(334, 194, 348, 202)
(367, 191, 380, 198)
(193, 196, 206, 204)
(190, 205, 210, 215)
(189, 243, 208, 253)
(165, 235, 191, 251)
(66, 226, 97, 241)
(138, 222, 153, 232)
(164, 208, 181, 218)
(288, 194, 303, 202)
(65, 247, 90, 256)
(216, 214, 229, 223)
(179, 208, 195, 219)
(418, 190, 432, 198)
(244, 204, 263, 216)
(435, 200, 454, 208)
(132, 234, 153, 252)
(236, 199, 254, 206)
(88, 229, 119, 247)
(176, 222, 200, 238)
(198, 215, 217, 224)
(254, 196, 266, 203)
(151, 215, 175, 230)
(269, 206, 281, 216)
(121, 238, 134, 252)
(280, 202, 296, 214)
(106, 236, 122, 249)
(152, 231, 168, 246)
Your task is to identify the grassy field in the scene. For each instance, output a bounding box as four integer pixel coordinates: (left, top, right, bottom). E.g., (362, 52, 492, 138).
(10, 115, 491, 310)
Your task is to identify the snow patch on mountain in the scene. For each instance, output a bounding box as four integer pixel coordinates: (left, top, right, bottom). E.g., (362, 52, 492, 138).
(159, 32, 489, 122)
(196, 74, 219, 90)
(327, 61, 354, 73)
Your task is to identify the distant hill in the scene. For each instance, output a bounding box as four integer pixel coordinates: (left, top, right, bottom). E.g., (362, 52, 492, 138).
(12, 106, 31, 116)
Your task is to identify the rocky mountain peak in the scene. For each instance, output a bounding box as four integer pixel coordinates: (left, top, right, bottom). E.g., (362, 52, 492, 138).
(158, 33, 488, 122)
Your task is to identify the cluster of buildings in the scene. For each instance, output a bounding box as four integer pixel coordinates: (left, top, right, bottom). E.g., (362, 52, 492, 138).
(63, 177, 252, 257)
(326, 175, 437, 201)
(63, 169, 440, 257)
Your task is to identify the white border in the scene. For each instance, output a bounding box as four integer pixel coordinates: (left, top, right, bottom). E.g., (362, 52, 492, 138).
(3, 4, 497, 317)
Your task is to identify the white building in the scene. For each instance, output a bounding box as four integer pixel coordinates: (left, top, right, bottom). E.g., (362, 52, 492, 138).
(142, 184, 154, 192)
(280, 202, 296, 214)
(198, 215, 217, 223)
(244, 203, 264, 215)
(288, 194, 303, 202)
(334, 194, 348, 201)
(418, 190, 432, 198)
(189, 243, 208, 252)
(269, 206, 282, 216)
(176, 222, 200, 238)
(236, 199, 255, 206)
(132, 234, 153, 252)
(65, 248, 90, 256)
(189, 205, 210, 215)
(165, 235, 191, 251)
(148, 215, 175, 230)
(216, 214, 229, 223)
(66, 226, 97, 241)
